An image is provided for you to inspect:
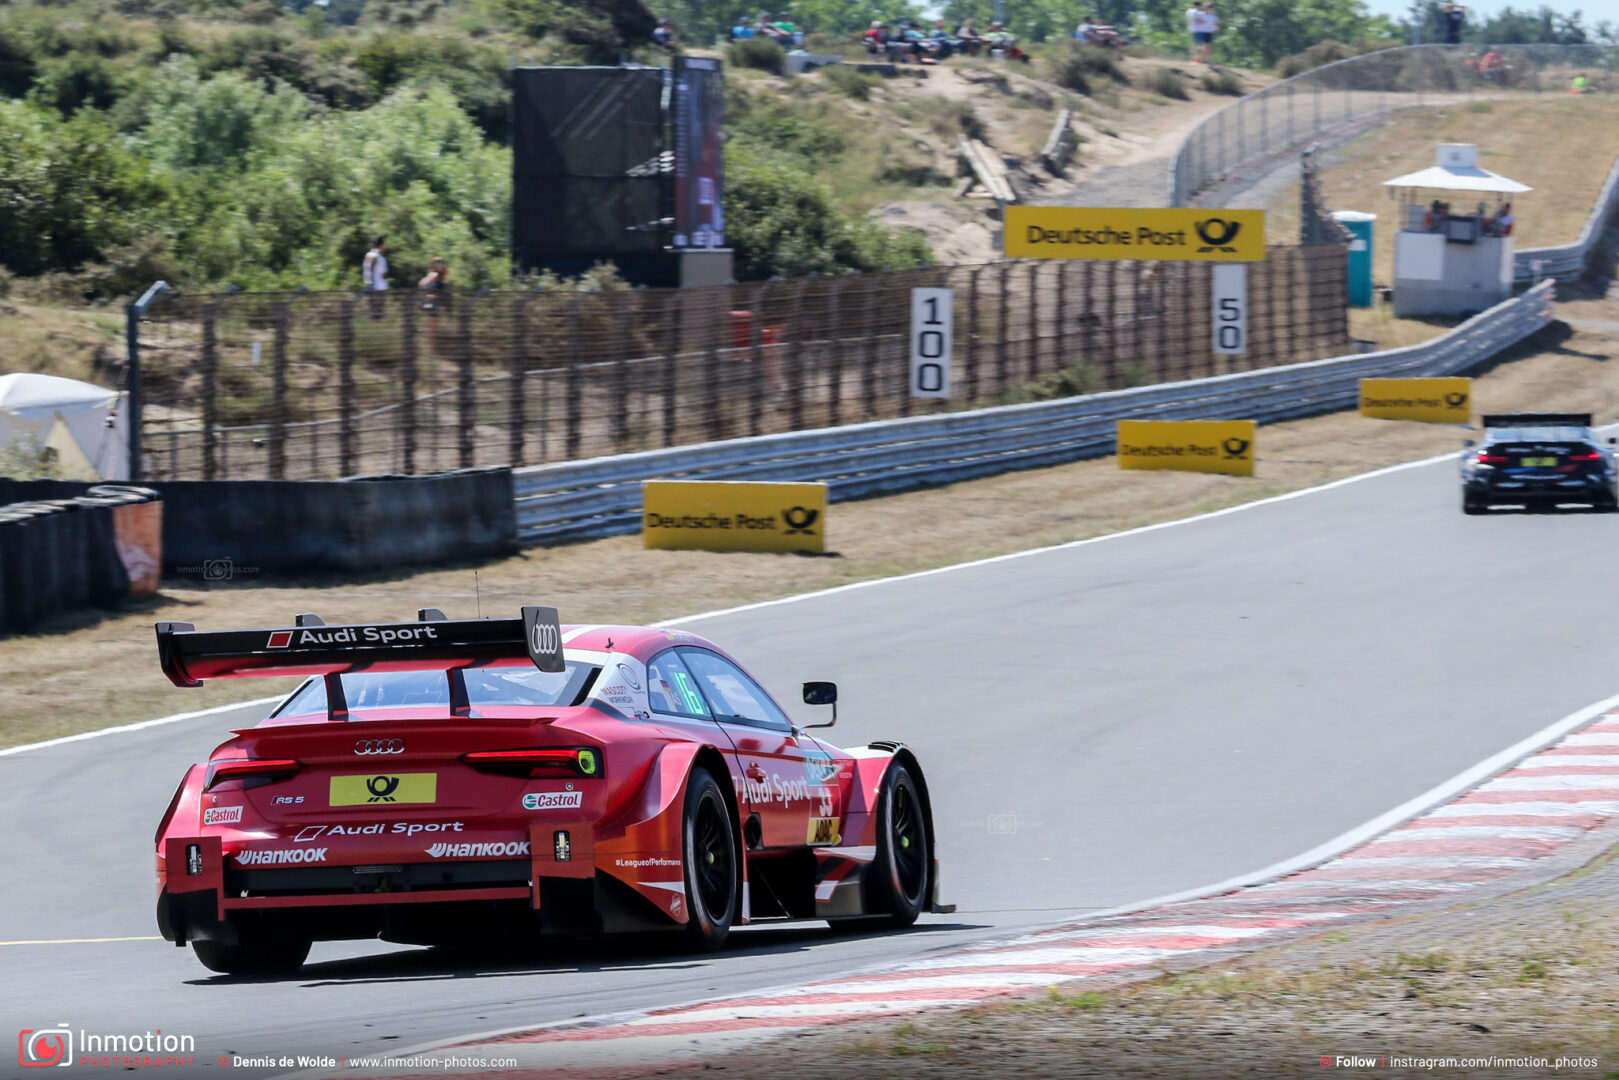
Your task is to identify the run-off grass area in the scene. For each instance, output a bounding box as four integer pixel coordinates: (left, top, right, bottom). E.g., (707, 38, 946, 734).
(2, 322, 1618, 750)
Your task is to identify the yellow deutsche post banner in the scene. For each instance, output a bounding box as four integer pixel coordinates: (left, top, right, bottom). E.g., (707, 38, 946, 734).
(1359, 377, 1472, 424)
(1117, 420, 1256, 477)
(644, 481, 827, 553)
(330, 773, 437, 807)
(1004, 207, 1266, 262)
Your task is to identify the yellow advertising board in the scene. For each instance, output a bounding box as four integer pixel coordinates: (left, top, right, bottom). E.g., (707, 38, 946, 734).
(1359, 377, 1472, 424)
(1117, 420, 1256, 477)
(1004, 207, 1266, 262)
(643, 481, 827, 553)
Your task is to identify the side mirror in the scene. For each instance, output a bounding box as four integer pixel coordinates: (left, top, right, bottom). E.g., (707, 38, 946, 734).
(1463, 440, 1475, 448)
(802, 681, 838, 729)
(1608, 438, 1616, 446)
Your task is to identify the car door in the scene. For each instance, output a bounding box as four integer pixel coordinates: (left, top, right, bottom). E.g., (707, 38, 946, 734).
(678, 647, 815, 851)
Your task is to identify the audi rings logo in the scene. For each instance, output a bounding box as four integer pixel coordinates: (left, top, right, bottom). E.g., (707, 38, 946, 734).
(354, 739, 405, 756)
(531, 621, 559, 656)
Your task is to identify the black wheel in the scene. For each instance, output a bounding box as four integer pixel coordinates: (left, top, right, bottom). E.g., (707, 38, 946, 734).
(1462, 492, 1487, 515)
(868, 762, 929, 928)
(192, 922, 310, 976)
(682, 766, 737, 951)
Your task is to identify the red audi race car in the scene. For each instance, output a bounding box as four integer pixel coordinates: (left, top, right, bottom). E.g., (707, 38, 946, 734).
(152, 606, 950, 975)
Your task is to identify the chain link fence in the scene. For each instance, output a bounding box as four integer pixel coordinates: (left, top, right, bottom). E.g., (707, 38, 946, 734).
(131, 247, 1349, 481)
(1171, 43, 1619, 207)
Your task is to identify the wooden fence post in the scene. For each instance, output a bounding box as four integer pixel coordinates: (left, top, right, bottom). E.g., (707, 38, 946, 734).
(662, 292, 680, 448)
(339, 298, 355, 476)
(457, 295, 476, 468)
(564, 300, 582, 460)
(400, 297, 418, 474)
(508, 295, 526, 466)
(200, 301, 218, 480)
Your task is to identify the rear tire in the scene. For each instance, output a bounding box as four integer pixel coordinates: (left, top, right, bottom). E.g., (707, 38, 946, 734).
(192, 923, 310, 976)
(682, 767, 738, 951)
(1462, 493, 1487, 515)
(868, 763, 929, 929)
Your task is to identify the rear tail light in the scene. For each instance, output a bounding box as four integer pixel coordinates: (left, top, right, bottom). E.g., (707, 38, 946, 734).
(1570, 450, 1602, 461)
(203, 758, 303, 790)
(461, 747, 603, 779)
(1476, 452, 1508, 464)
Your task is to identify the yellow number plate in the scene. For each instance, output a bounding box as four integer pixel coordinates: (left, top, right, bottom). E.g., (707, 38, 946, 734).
(330, 773, 437, 806)
(807, 817, 840, 845)
(1520, 456, 1558, 468)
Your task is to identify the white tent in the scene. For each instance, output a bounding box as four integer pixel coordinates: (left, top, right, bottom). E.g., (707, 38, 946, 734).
(1383, 143, 1532, 195)
(0, 373, 129, 480)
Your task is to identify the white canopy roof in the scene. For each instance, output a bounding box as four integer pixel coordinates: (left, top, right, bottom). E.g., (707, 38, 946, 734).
(0, 372, 129, 480)
(1382, 165, 1532, 194)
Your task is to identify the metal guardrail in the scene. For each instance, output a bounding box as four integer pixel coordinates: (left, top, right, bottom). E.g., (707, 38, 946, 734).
(1515, 151, 1619, 284)
(513, 281, 1555, 545)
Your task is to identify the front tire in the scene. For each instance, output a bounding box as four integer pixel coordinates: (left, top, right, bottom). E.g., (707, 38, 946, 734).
(868, 763, 930, 928)
(682, 767, 738, 951)
(192, 922, 310, 976)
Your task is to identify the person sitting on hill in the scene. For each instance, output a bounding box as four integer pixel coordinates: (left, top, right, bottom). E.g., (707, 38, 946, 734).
(652, 18, 675, 46)
(1074, 15, 1122, 47)
(954, 18, 985, 55)
(928, 20, 956, 59)
(1571, 73, 1594, 94)
(729, 18, 754, 39)
(985, 21, 1031, 62)
(863, 19, 886, 52)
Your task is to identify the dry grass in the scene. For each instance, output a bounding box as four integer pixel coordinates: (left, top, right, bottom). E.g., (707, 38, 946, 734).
(0, 298, 125, 381)
(1265, 96, 1619, 350)
(4, 321, 1617, 750)
(1265, 97, 1619, 277)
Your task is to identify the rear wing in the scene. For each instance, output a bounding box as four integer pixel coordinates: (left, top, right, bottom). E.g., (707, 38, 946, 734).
(156, 606, 564, 689)
(1482, 413, 1593, 429)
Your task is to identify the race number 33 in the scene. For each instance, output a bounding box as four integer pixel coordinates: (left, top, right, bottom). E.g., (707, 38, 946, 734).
(1211, 264, 1247, 355)
(910, 287, 953, 398)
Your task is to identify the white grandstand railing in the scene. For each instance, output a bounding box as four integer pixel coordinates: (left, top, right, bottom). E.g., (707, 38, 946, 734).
(513, 281, 1555, 545)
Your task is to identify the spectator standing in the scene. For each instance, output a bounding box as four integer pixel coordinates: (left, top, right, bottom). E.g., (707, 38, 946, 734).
(1441, 1, 1465, 45)
(1199, 2, 1218, 64)
(362, 236, 389, 291)
(1186, 2, 1204, 62)
(1492, 202, 1514, 236)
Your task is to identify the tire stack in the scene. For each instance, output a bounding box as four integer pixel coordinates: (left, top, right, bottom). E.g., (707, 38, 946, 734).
(0, 484, 163, 634)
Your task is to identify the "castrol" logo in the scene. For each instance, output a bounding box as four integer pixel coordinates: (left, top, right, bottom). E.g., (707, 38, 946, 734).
(523, 791, 583, 811)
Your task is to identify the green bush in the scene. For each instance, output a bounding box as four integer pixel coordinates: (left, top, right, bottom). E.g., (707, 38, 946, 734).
(1051, 42, 1128, 95)
(728, 36, 786, 74)
(1142, 65, 1188, 100)
(1201, 70, 1243, 95)
(725, 143, 931, 281)
(820, 63, 878, 99)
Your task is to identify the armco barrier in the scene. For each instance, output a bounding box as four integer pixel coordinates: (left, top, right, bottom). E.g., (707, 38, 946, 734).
(0, 484, 161, 634)
(513, 281, 1555, 545)
(152, 467, 517, 576)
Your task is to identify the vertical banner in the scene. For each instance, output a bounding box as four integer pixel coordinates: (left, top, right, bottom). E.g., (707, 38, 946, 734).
(1211, 264, 1248, 355)
(671, 56, 725, 250)
(910, 287, 953, 399)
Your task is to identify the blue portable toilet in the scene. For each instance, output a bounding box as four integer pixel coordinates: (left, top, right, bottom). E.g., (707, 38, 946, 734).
(1332, 210, 1376, 308)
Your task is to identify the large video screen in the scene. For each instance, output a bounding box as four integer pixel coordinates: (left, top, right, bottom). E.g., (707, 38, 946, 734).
(671, 56, 724, 250)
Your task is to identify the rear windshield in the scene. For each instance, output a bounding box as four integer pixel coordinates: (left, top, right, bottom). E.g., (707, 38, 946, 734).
(1486, 426, 1592, 443)
(270, 663, 599, 719)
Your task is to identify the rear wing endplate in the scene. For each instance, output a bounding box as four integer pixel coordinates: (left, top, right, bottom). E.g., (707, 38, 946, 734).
(155, 605, 564, 688)
(1482, 413, 1593, 428)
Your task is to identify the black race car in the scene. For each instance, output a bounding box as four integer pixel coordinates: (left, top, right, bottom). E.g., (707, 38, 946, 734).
(1461, 413, 1619, 514)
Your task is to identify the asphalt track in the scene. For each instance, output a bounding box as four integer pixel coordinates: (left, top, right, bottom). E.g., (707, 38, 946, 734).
(6, 450, 1619, 1075)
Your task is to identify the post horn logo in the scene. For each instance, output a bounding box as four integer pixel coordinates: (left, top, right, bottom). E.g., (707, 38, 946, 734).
(782, 506, 820, 535)
(1444, 391, 1468, 408)
(1194, 218, 1242, 253)
(366, 775, 401, 803)
(1222, 437, 1251, 459)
